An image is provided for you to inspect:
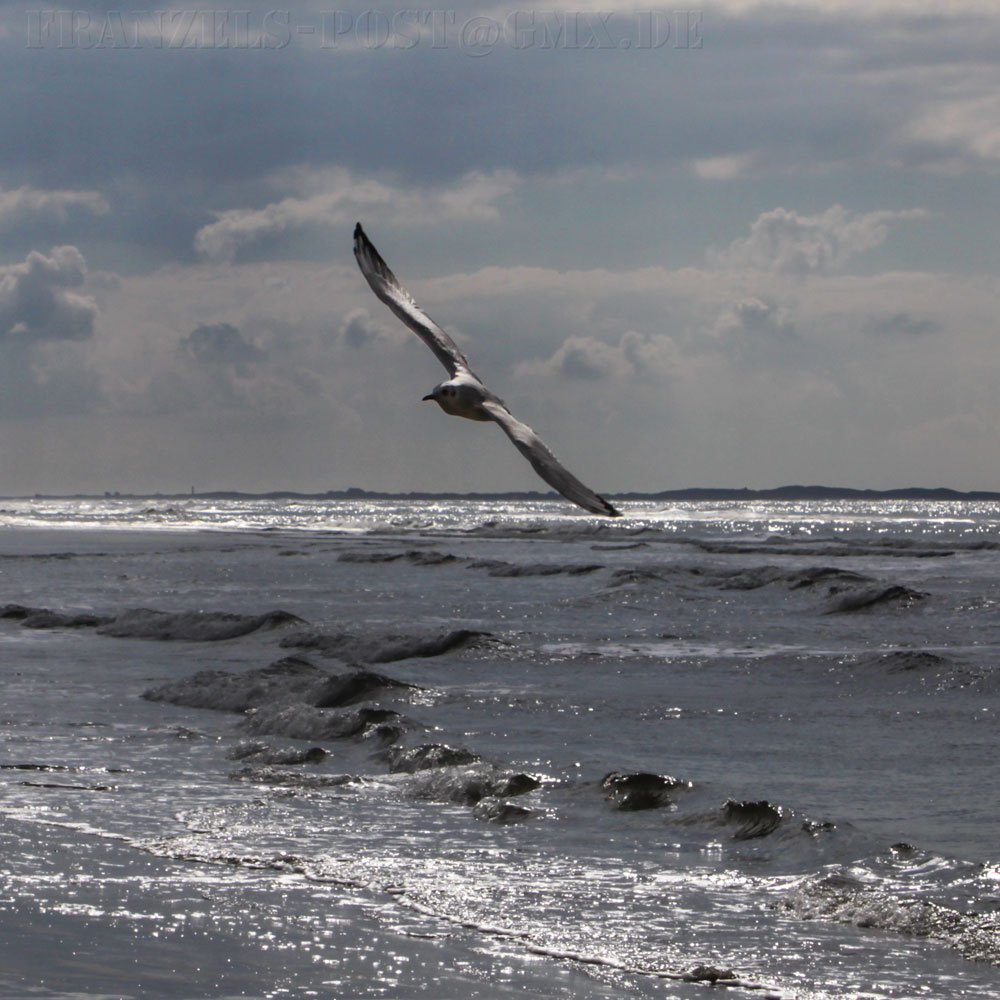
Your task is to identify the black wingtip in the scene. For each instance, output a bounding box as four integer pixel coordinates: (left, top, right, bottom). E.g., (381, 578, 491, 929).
(600, 497, 623, 517)
(353, 224, 372, 266)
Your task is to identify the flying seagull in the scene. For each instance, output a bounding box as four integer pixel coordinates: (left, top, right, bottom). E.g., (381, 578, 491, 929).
(353, 223, 621, 517)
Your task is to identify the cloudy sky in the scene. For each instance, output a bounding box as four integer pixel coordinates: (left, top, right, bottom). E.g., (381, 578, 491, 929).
(1, 1, 998, 496)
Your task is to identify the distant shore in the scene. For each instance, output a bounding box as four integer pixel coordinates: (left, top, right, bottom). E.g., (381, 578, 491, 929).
(12, 485, 1000, 503)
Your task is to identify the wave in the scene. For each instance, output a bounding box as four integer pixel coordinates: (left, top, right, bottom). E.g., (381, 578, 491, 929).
(667, 796, 837, 845)
(336, 548, 609, 578)
(781, 865, 1000, 964)
(144, 655, 329, 712)
(279, 627, 492, 663)
(99, 607, 304, 641)
(337, 548, 459, 566)
(228, 765, 359, 789)
(384, 743, 481, 772)
(836, 648, 993, 694)
(2, 603, 305, 639)
(605, 562, 877, 593)
(601, 771, 691, 811)
(599, 561, 933, 620)
(140, 649, 837, 848)
(1, 604, 113, 629)
(144, 657, 419, 716)
(241, 703, 406, 744)
(468, 558, 605, 577)
(852, 649, 952, 673)
(682, 537, 964, 558)
(227, 740, 328, 765)
(2, 600, 492, 667)
(822, 585, 928, 614)
(400, 761, 541, 810)
(141, 655, 418, 748)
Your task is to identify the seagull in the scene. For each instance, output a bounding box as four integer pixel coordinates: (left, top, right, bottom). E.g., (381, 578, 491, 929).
(353, 223, 621, 517)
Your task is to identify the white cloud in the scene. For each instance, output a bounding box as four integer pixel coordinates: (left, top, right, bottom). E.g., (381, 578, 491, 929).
(0, 186, 109, 228)
(0, 245, 98, 341)
(194, 168, 517, 263)
(714, 296, 795, 340)
(515, 330, 680, 382)
(516, 334, 635, 381)
(898, 92, 1000, 171)
(708, 205, 929, 275)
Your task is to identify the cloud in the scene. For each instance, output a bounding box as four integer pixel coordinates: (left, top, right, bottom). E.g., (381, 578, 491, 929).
(181, 322, 266, 369)
(0, 185, 109, 229)
(708, 205, 929, 274)
(519, 334, 633, 380)
(897, 92, 1000, 173)
(194, 168, 516, 263)
(866, 312, 941, 337)
(0, 242, 993, 493)
(0, 245, 98, 341)
(711, 296, 801, 366)
(515, 330, 679, 382)
(689, 153, 758, 181)
(339, 307, 379, 349)
(715, 297, 795, 336)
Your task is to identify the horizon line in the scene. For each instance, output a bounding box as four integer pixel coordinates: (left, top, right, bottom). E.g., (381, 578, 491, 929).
(8, 484, 1000, 502)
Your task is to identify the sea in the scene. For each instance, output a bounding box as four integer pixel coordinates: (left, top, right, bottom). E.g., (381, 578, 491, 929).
(1, 495, 998, 1000)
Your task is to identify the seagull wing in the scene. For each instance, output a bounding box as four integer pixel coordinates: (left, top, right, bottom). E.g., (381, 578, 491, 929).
(353, 223, 472, 378)
(480, 399, 621, 517)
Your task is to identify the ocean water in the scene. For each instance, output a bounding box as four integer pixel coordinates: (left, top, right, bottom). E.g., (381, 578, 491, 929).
(1, 496, 998, 999)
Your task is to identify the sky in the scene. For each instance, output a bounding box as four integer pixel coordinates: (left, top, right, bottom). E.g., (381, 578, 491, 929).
(0, 1, 998, 496)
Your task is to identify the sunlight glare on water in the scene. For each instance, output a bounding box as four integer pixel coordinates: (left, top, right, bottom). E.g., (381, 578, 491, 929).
(0, 495, 999, 999)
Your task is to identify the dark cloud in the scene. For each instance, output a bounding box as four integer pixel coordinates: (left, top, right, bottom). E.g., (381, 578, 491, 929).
(867, 312, 942, 337)
(1, 3, 994, 278)
(339, 308, 378, 349)
(710, 296, 804, 370)
(0, 5, 954, 194)
(4, 5, 998, 197)
(0, 245, 98, 341)
(180, 322, 265, 368)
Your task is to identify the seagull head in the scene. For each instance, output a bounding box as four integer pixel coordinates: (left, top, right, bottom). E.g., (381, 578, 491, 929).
(423, 382, 455, 405)
(422, 380, 469, 417)
(424, 382, 458, 400)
